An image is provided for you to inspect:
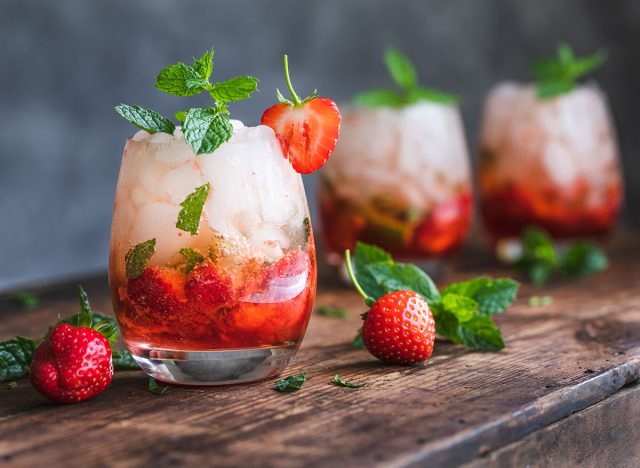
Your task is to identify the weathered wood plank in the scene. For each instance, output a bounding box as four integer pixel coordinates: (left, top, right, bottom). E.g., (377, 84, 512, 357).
(0, 237, 639, 467)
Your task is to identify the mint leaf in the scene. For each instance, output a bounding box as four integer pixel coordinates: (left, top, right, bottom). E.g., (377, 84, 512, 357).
(560, 242, 608, 278)
(366, 262, 440, 303)
(156, 62, 208, 97)
(0, 336, 36, 383)
(317, 305, 348, 319)
(353, 330, 364, 349)
(115, 104, 175, 135)
(353, 89, 405, 108)
(441, 293, 478, 322)
(528, 295, 553, 307)
(8, 381, 17, 389)
(433, 305, 504, 351)
(125, 238, 156, 279)
(384, 48, 417, 90)
(303, 217, 311, 248)
(536, 79, 575, 99)
(183, 108, 233, 155)
(516, 227, 558, 285)
(191, 49, 213, 81)
(274, 372, 306, 392)
(352, 242, 394, 300)
(442, 278, 519, 316)
(176, 183, 210, 235)
(174, 110, 187, 124)
(332, 374, 364, 388)
(411, 87, 460, 105)
(532, 44, 607, 99)
(209, 76, 259, 103)
(179, 247, 205, 273)
(148, 377, 168, 395)
(76, 285, 93, 328)
(9, 291, 39, 310)
(113, 349, 139, 370)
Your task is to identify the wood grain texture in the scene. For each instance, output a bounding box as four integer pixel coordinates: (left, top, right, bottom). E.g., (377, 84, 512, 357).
(0, 236, 639, 467)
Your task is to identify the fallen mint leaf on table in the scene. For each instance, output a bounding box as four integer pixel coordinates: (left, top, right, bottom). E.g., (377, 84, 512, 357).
(176, 183, 210, 235)
(125, 238, 156, 279)
(9, 291, 39, 310)
(347, 242, 519, 351)
(515, 227, 608, 285)
(7, 381, 18, 389)
(317, 305, 348, 319)
(332, 374, 364, 388)
(275, 372, 306, 392)
(559, 241, 608, 278)
(112, 349, 139, 370)
(528, 295, 553, 307)
(148, 378, 168, 395)
(115, 104, 175, 134)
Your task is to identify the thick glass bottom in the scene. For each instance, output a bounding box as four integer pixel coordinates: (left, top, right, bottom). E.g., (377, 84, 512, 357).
(129, 344, 297, 386)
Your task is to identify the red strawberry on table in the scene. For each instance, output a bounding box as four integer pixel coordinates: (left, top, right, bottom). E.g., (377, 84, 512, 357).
(361, 290, 435, 364)
(344, 251, 436, 365)
(261, 55, 341, 174)
(30, 286, 114, 404)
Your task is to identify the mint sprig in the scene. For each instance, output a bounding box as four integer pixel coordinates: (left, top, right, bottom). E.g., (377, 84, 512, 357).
(317, 305, 349, 319)
(531, 43, 607, 99)
(332, 375, 364, 388)
(179, 247, 205, 273)
(275, 372, 306, 392)
(9, 291, 39, 310)
(0, 336, 36, 383)
(515, 227, 608, 285)
(116, 48, 259, 155)
(346, 242, 519, 351)
(176, 183, 210, 235)
(353, 48, 460, 108)
(148, 377, 168, 395)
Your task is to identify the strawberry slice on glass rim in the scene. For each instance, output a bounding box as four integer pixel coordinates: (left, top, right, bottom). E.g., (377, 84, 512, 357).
(261, 55, 341, 174)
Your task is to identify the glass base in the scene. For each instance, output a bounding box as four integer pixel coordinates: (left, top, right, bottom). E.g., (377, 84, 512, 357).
(129, 344, 297, 386)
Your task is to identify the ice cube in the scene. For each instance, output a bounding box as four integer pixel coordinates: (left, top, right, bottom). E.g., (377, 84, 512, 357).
(147, 132, 174, 144)
(132, 130, 150, 141)
(153, 138, 194, 168)
(248, 225, 291, 261)
(130, 186, 155, 206)
(159, 160, 205, 204)
(129, 202, 191, 265)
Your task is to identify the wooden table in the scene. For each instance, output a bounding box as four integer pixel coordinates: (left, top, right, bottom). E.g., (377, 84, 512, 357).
(1, 236, 639, 467)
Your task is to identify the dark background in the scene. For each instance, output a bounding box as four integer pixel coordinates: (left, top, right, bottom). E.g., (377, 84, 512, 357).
(1, 0, 638, 290)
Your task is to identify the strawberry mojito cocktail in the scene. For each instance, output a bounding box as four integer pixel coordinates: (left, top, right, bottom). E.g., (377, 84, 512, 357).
(111, 51, 340, 385)
(319, 49, 472, 265)
(478, 45, 623, 243)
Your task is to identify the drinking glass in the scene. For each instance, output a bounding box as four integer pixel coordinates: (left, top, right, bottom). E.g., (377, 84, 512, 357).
(478, 83, 623, 243)
(109, 122, 316, 385)
(318, 102, 473, 266)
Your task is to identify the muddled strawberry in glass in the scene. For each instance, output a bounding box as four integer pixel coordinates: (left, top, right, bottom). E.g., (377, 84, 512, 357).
(319, 49, 472, 264)
(478, 45, 622, 243)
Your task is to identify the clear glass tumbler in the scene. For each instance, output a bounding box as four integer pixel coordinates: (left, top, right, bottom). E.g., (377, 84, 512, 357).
(478, 83, 623, 242)
(318, 102, 473, 266)
(109, 121, 316, 385)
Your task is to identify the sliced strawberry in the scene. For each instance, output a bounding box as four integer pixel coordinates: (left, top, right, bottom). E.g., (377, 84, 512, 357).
(126, 266, 185, 313)
(185, 261, 234, 310)
(261, 55, 341, 174)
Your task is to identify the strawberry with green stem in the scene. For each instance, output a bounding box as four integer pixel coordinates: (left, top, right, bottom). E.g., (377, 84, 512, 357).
(261, 55, 341, 174)
(344, 250, 436, 365)
(29, 286, 114, 404)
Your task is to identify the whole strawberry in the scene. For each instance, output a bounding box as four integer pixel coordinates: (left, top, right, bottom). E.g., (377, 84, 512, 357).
(30, 286, 114, 404)
(361, 290, 435, 364)
(345, 252, 436, 365)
